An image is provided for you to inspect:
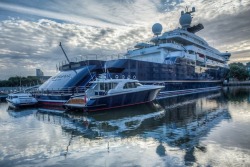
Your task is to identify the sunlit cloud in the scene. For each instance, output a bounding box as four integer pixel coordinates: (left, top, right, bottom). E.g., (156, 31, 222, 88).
(0, 2, 123, 27)
(0, 0, 250, 79)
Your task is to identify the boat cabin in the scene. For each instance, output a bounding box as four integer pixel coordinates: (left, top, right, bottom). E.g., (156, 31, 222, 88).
(7, 93, 33, 100)
(85, 79, 143, 97)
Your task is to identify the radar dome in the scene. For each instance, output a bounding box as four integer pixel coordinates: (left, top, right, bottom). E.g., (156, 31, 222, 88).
(179, 13, 192, 28)
(152, 23, 163, 35)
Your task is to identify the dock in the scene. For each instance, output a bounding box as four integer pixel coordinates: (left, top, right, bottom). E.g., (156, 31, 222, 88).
(223, 81, 250, 86)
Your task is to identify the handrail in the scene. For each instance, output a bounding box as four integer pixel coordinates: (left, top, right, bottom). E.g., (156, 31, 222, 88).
(31, 86, 90, 95)
(56, 53, 126, 70)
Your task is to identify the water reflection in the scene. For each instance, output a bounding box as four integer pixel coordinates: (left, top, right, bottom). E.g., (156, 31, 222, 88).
(223, 86, 250, 102)
(7, 108, 37, 118)
(32, 90, 231, 166)
(1, 87, 250, 166)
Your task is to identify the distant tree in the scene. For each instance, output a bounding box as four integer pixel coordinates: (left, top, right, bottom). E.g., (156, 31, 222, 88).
(0, 80, 9, 87)
(228, 63, 249, 81)
(0, 76, 42, 87)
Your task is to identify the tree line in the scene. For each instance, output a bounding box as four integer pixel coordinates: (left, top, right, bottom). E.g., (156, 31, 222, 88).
(228, 62, 250, 81)
(0, 76, 42, 87)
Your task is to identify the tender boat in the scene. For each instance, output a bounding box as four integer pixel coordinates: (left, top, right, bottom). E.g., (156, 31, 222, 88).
(63, 78, 164, 112)
(6, 93, 38, 109)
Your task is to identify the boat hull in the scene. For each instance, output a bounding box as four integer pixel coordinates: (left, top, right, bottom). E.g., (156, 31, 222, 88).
(106, 59, 229, 81)
(105, 58, 227, 98)
(64, 88, 162, 112)
(7, 100, 37, 109)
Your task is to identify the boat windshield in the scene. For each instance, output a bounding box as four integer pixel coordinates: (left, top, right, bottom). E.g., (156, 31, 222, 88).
(99, 82, 118, 91)
(90, 83, 97, 89)
(123, 82, 142, 89)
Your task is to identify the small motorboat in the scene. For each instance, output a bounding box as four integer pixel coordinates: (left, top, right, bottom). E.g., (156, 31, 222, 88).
(63, 78, 164, 112)
(6, 93, 38, 109)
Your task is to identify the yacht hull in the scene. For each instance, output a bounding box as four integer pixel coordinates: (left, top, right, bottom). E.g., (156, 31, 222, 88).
(64, 88, 162, 112)
(106, 59, 227, 98)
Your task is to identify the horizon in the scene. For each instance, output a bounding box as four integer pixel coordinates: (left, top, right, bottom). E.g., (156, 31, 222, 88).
(0, 0, 250, 80)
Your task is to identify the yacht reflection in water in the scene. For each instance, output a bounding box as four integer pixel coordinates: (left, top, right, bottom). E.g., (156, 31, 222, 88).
(35, 90, 231, 164)
(7, 108, 37, 118)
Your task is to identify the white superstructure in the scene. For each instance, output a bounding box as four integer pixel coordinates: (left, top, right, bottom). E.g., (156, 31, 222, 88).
(125, 7, 231, 69)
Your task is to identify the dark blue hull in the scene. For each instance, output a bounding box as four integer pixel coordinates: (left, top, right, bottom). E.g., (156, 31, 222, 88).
(83, 88, 161, 112)
(105, 58, 228, 98)
(106, 58, 229, 81)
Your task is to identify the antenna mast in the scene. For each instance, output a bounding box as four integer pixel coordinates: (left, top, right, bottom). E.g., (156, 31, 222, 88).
(59, 42, 70, 63)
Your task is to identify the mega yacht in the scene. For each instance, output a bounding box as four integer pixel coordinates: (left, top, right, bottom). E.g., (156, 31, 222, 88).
(35, 7, 231, 106)
(106, 7, 231, 96)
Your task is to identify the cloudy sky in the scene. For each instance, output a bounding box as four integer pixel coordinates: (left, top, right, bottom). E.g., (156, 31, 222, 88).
(0, 0, 250, 80)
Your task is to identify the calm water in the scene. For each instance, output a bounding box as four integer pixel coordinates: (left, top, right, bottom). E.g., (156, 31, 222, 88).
(0, 87, 250, 167)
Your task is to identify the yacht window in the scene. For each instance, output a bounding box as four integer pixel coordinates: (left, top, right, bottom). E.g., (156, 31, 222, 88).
(175, 57, 181, 64)
(124, 82, 138, 89)
(170, 57, 177, 62)
(99, 82, 117, 91)
(99, 83, 105, 90)
(111, 83, 118, 89)
(112, 83, 118, 89)
(100, 83, 108, 91)
(90, 83, 97, 89)
(135, 82, 142, 87)
(188, 50, 195, 54)
(130, 82, 135, 88)
(165, 57, 176, 64)
(123, 83, 129, 89)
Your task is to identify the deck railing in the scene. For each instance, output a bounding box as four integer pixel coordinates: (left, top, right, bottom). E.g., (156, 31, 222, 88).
(31, 85, 91, 96)
(57, 53, 126, 70)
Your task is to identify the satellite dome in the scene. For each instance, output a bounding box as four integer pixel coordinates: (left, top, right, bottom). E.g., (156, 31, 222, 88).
(179, 13, 192, 28)
(152, 23, 163, 36)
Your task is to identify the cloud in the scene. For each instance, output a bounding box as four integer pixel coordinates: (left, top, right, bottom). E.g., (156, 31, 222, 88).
(0, 0, 250, 79)
(0, 2, 125, 27)
(0, 18, 150, 79)
(0, 1, 162, 28)
(198, 8, 250, 46)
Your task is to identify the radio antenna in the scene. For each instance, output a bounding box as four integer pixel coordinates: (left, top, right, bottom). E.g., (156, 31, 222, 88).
(59, 42, 77, 73)
(59, 42, 70, 63)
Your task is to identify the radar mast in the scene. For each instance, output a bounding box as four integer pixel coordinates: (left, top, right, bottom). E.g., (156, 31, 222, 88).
(179, 6, 204, 33)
